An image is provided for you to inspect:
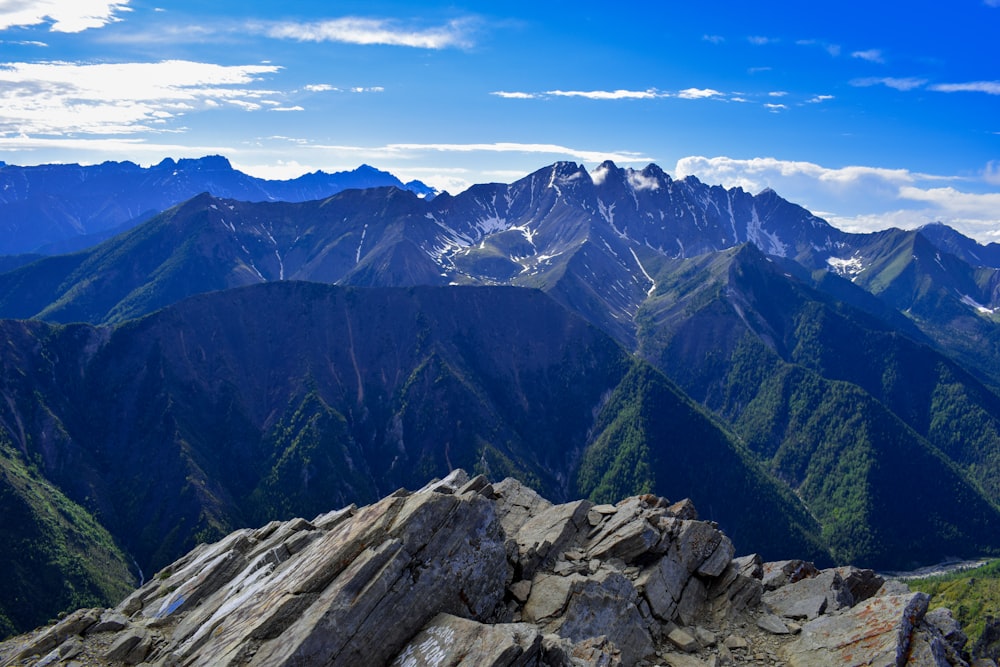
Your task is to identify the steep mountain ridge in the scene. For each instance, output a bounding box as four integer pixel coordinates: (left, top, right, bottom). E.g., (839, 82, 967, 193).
(5, 161, 1000, 635)
(0, 157, 434, 255)
(0, 282, 833, 634)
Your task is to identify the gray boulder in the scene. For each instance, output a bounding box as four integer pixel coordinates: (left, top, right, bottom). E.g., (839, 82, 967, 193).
(391, 613, 542, 667)
(780, 591, 930, 666)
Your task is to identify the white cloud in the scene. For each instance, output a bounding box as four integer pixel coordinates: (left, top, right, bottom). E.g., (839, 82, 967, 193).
(797, 39, 841, 57)
(383, 142, 651, 164)
(807, 94, 834, 103)
(764, 103, 787, 112)
(546, 88, 662, 100)
(0, 0, 131, 32)
(258, 17, 475, 49)
(851, 49, 884, 63)
(302, 84, 382, 94)
(930, 81, 1000, 95)
(703, 34, 724, 44)
(748, 36, 775, 45)
(675, 155, 932, 191)
(271, 106, 304, 112)
(984, 161, 1000, 186)
(899, 185, 1000, 216)
(677, 88, 723, 99)
(674, 155, 1000, 242)
(893, 186, 1000, 239)
(0, 60, 281, 135)
(0, 134, 230, 157)
(492, 87, 728, 102)
(303, 141, 652, 165)
(491, 91, 539, 99)
(768, 91, 788, 97)
(850, 76, 927, 91)
(627, 171, 660, 191)
(231, 159, 320, 180)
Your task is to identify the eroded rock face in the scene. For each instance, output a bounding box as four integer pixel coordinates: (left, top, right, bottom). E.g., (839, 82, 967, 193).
(0, 471, 975, 667)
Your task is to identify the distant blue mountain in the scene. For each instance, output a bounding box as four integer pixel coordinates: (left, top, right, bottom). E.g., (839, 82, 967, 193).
(0, 156, 435, 254)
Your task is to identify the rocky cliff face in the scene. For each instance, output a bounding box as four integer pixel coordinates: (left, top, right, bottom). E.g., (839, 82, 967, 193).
(0, 471, 979, 667)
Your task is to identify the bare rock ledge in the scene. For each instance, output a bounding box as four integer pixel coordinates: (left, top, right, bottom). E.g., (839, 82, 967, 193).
(0, 470, 982, 666)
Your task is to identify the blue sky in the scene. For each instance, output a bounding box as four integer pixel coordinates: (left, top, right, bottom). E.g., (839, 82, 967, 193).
(2, 1, 1000, 240)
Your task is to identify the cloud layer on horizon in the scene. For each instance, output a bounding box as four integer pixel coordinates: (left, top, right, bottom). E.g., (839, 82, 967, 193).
(0, 60, 282, 135)
(675, 155, 1000, 242)
(0, 0, 131, 33)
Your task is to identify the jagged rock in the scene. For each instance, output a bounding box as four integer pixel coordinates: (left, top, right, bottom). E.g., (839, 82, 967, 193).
(416, 468, 471, 494)
(0, 471, 979, 667)
(838, 566, 885, 604)
(509, 580, 533, 604)
(312, 504, 356, 530)
(459, 474, 496, 497)
(541, 634, 623, 666)
(667, 626, 699, 652)
(234, 493, 506, 666)
(780, 591, 930, 666)
(86, 609, 129, 634)
(734, 554, 763, 580)
(584, 497, 661, 563)
(516, 500, 593, 578)
(663, 520, 736, 578)
(706, 558, 763, 621)
(9, 607, 101, 662)
(762, 568, 854, 620)
(693, 626, 716, 648)
(677, 576, 708, 626)
(58, 636, 84, 660)
(973, 615, 1000, 663)
(663, 654, 712, 667)
(493, 477, 554, 536)
(390, 613, 541, 666)
(524, 567, 655, 665)
(757, 613, 791, 635)
(667, 498, 698, 520)
(105, 628, 152, 664)
(908, 629, 964, 667)
(761, 560, 820, 591)
(925, 607, 969, 653)
(636, 555, 688, 622)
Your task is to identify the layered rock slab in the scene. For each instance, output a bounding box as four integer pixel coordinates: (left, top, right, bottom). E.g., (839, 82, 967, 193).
(0, 470, 976, 667)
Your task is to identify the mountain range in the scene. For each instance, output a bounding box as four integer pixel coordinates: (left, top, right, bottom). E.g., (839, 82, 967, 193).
(2, 158, 1000, 636)
(0, 155, 434, 256)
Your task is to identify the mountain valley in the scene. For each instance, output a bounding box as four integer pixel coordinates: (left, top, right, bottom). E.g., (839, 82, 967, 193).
(2, 159, 1000, 638)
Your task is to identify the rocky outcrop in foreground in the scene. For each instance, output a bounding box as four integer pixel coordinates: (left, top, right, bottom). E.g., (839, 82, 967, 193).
(0, 471, 986, 666)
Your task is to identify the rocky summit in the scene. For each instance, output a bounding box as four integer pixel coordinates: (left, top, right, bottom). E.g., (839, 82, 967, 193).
(0, 471, 982, 667)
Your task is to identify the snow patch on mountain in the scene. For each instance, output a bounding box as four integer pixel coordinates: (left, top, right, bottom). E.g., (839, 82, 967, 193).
(475, 214, 507, 236)
(960, 293, 997, 315)
(356, 224, 368, 264)
(746, 207, 789, 257)
(826, 254, 865, 279)
(629, 247, 656, 297)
